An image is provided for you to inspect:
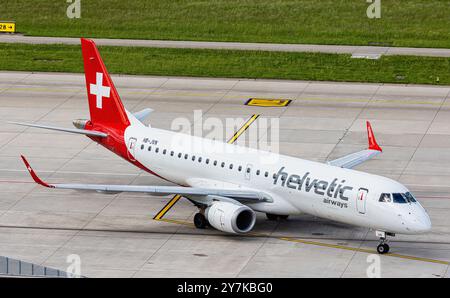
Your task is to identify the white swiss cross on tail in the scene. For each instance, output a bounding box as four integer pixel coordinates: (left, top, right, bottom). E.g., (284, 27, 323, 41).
(90, 72, 111, 109)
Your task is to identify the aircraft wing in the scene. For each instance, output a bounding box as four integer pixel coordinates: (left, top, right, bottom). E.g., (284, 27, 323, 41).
(327, 121, 382, 169)
(21, 156, 271, 203)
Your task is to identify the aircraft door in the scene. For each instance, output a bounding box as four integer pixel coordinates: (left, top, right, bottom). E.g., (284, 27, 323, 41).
(127, 137, 137, 162)
(356, 188, 368, 214)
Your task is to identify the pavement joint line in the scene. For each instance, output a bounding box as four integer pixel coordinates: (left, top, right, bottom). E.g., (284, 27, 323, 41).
(0, 87, 86, 217)
(128, 77, 170, 113)
(38, 138, 149, 271)
(325, 84, 382, 162)
(157, 217, 450, 266)
(254, 81, 310, 149)
(398, 88, 450, 182)
(236, 220, 282, 277)
(32, 139, 103, 268)
(339, 228, 370, 277)
(4, 86, 450, 106)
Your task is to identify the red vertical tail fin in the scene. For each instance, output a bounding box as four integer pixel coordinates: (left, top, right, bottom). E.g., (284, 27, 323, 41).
(81, 38, 129, 130)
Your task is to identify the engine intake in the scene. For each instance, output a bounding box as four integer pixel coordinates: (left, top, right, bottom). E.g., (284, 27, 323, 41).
(206, 201, 256, 234)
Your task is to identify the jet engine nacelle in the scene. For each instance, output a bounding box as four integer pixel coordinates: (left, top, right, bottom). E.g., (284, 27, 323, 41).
(206, 201, 256, 234)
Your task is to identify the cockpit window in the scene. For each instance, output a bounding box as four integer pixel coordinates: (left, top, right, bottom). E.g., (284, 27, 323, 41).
(379, 193, 391, 202)
(404, 192, 417, 203)
(393, 193, 407, 204)
(392, 193, 417, 204)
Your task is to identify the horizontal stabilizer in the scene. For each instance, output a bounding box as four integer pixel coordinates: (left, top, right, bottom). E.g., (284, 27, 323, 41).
(133, 108, 153, 123)
(8, 121, 107, 138)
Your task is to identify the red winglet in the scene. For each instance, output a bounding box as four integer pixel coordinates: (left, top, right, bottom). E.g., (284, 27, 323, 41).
(20, 155, 54, 188)
(366, 121, 382, 152)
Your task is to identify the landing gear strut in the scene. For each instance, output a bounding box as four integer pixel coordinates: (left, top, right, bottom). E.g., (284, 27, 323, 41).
(376, 231, 394, 254)
(194, 212, 209, 229)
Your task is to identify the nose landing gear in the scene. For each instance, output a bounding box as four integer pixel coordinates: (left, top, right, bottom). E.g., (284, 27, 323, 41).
(377, 240, 389, 254)
(376, 231, 395, 254)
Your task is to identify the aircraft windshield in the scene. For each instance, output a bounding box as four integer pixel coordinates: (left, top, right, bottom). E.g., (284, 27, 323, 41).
(392, 192, 417, 204)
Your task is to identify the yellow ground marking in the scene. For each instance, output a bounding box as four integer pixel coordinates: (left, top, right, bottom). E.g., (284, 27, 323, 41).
(227, 114, 260, 144)
(153, 114, 260, 220)
(153, 194, 183, 220)
(158, 217, 195, 227)
(245, 98, 292, 107)
(157, 217, 450, 266)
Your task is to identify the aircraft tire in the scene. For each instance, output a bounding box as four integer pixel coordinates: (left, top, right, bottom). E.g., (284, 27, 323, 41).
(194, 213, 208, 229)
(377, 243, 389, 254)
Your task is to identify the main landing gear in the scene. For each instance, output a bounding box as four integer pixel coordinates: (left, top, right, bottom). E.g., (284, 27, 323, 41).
(266, 213, 289, 221)
(194, 212, 209, 229)
(376, 231, 395, 254)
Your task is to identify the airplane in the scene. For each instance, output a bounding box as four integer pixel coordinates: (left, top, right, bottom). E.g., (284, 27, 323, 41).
(13, 38, 431, 254)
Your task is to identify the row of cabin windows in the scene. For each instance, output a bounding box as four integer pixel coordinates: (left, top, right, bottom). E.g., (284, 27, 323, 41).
(140, 144, 271, 178)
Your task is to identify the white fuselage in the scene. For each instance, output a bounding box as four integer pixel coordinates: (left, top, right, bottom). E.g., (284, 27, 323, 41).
(124, 120, 431, 235)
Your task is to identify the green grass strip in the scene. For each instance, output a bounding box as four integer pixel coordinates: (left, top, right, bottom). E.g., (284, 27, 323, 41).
(0, 43, 448, 85)
(2, 0, 450, 48)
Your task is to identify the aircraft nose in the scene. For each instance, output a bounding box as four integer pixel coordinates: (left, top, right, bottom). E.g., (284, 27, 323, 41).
(412, 211, 432, 233)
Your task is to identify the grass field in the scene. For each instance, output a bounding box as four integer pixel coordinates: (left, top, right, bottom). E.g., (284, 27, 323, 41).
(0, 43, 448, 85)
(2, 0, 450, 48)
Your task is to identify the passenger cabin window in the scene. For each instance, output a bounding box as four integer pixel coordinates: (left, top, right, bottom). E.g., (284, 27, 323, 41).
(170, 151, 174, 156)
(238, 166, 242, 172)
(206, 159, 210, 164)
(229, 164, 233, 169)
(246, 168, 251, 173)
(178, 153, 182, 158)
(192, 156, 196, 161)
(140, 145, 144, 150)
(379, 193, 391, 202)
(184, 154, 188, 159)
(155, 148, 159, 153)
(213, 160, 217, 166)
(264, 171, 268, 177)
(163, 149, 167, 155)
(221, 162, 225, 168)
(148, 146, 152, 151)
(198, 157, 202, 163)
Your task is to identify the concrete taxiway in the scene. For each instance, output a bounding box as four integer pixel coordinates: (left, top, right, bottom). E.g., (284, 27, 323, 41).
(0, 71, 449, 277)
(1, 35, 450, 57)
